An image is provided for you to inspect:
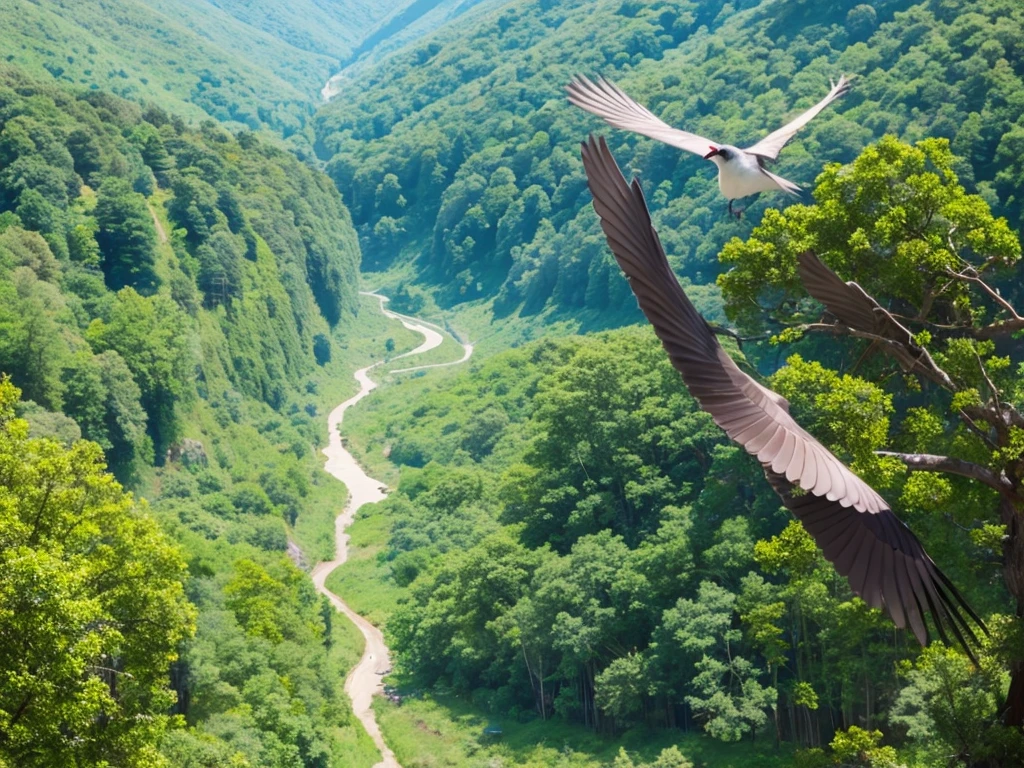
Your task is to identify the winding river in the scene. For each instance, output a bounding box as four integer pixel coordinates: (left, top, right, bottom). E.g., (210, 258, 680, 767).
(309, 292, 472, 768)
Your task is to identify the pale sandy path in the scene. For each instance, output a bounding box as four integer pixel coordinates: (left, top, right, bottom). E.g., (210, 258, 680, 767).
(148, 204, 168, 244)
(310, 292, 470, 768)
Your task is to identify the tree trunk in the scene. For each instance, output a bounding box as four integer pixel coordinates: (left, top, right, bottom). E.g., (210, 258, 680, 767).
(1001, 499, 1024, 728)
(539, 653, 546, 721)
(521, 643, 540, 716)
(772, 665, 781, 749)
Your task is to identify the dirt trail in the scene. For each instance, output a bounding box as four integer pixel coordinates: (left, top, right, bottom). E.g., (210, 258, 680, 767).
(310, 292, 471, 768)
(147, 204, 168, 243)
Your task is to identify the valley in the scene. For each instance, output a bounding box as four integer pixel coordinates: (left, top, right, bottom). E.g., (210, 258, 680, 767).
(311, 292, 473, 768)
(1, 0, 1024, 766)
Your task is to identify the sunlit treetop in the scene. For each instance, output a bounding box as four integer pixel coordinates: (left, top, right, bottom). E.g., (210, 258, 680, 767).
(719, 136, 1021, 333)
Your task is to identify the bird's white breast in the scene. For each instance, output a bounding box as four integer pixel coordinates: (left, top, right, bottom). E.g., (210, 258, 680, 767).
(714, 153, 781, 199)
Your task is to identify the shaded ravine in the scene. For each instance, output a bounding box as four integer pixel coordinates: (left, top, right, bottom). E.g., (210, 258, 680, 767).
(309, 292, 471, 768)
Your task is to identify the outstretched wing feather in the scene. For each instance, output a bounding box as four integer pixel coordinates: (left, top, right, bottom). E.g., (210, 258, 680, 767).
(747, 75, 852, 160)
(567, 75, 715, 157)
(581, 134, 984, 654)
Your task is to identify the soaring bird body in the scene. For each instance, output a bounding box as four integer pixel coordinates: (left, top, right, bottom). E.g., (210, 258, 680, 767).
(568, 74, 851, 217)
(579, 134, 984, 654)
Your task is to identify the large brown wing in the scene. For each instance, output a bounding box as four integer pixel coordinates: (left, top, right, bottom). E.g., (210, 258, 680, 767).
(567, 75, 715, 157)
(796, 251, 955, 390)
(746, 75, 852, 161)
(581, 134, 883, 513)
(797, 250, 915, 346)
(580, 134, 984, 650)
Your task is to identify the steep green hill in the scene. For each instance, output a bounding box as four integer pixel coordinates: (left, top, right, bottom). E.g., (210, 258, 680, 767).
(0, 0, 429, 151)
(190, 0, 408, 58)
(1, 0, 320, 131)
(315, 0, 1024, 323)
(0, 65, 381, 765)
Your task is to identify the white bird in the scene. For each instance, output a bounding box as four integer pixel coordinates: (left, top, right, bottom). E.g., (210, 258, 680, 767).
(567, 73, 852, 217)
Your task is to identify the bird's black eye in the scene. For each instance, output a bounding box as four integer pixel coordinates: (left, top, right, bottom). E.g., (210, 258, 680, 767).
(719, 149, 730, 160)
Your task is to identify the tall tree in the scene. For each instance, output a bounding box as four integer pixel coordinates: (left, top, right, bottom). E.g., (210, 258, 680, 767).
(718, 137, 1024, 728)
(86, 290, 193, 461)
(0, 379, 195, 766)
(94, 178, 159, 294)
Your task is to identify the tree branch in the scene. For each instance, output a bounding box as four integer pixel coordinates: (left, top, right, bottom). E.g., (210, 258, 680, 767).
(709, 325, 769, 348)
(876, 451, 1017, 496)
(797, 323, 955, 390)
(944, 268, 1024, 338)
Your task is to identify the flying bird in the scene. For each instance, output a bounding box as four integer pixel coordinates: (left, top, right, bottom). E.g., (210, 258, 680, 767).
(568, 74, 851, 217)
(579, 134, 984, 654)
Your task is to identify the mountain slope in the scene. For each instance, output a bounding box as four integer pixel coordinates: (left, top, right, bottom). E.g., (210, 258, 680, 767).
(315, 0, 1024, 322)
(192, 0, 409, 57)
(0, 0, 321, 132)
(0, 64, 379, 765)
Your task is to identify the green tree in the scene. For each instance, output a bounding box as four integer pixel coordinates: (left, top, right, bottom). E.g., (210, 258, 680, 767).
(0, 379, 195, 766)
(719, 136, 1024, 723)
(0, 267, 69, 410)
(94, 177, 159, 293)
(86, 289, 193, 460)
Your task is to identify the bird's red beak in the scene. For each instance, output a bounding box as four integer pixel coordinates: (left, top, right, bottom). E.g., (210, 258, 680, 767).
(703, 146, 721, 160)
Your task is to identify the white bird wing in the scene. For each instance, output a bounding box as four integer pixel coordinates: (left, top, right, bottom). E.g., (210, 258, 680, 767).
(758, 166, 803, 197)
(567, 74, 716, 158)
(745, 75, 852, 161)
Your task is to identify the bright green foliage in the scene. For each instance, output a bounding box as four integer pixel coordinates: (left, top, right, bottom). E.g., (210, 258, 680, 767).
(828, 727, 899, 767)
(595, 653, 648, 723)
(686, 654, 776, 743)
(319, 0, 1024, 320)
(614, 745, 694, 768)
(0, 66, 360, 465)
(0, 64, 370, 764)
(890, 637, 1024, 765)
(0, 379, 195, 766)
(0, 260, 70, 411)
(88, 290, 194, 459)
(95, 177, 159, 293)
(719, 136, 1021, 332)
(508, 328, 720, 549)
(339, 327, 939, 747)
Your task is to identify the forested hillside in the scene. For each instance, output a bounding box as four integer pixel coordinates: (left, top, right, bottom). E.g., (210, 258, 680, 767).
(316, 0, 1024, 321)
(0, 65, 383, 766)
(334, 318, 1018, 765)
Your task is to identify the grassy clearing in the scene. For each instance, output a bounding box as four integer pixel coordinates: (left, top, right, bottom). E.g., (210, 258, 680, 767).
(328, 616, 380, 767)
(323, 503, 404, 627)
(383, 329, 467, 372)
(342, 363, 466, 486)
(291, 471, 346, 563)
(290, 293, 425, 560)
(374, 694, 797, 768)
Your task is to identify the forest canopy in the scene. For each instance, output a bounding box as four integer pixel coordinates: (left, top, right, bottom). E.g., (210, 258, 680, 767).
(316, 0, 1024, 323)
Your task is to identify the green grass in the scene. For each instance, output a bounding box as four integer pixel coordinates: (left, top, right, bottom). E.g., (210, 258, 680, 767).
(291, 472, 346, 563)
(374, 694, 798, 768)
(382, 328, 467, 372)
(323, 503, 404, 627)
(327, 614, 381, 767)
(340, 365, 465, 487)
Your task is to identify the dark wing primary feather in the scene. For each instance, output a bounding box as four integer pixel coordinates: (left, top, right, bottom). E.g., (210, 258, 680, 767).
(796, 251, 955, 389)
(580, 135, 882, 512)
(797, 250, 916, 346)
(763, 472, 983, 655)
(580, 134, 984, 651)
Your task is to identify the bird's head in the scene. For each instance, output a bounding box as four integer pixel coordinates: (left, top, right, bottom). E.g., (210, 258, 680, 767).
(703, 145, 734, 163)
